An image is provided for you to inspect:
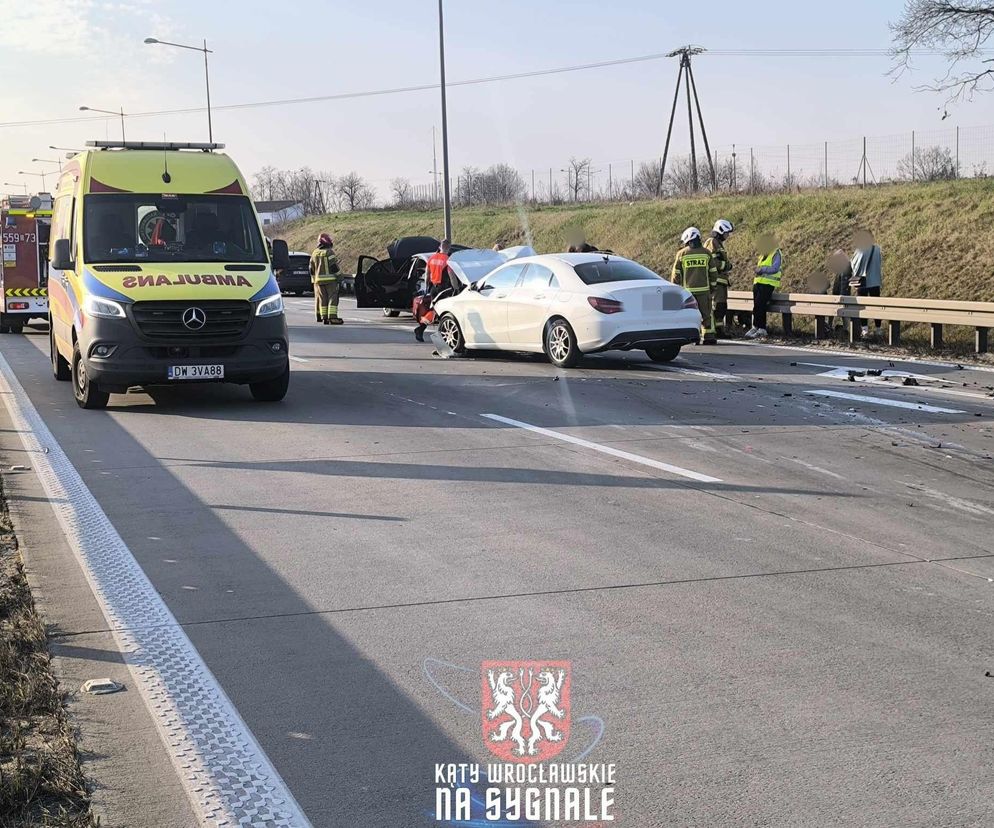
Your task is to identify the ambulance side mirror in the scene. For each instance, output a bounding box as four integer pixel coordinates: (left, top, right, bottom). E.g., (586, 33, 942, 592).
(51, 238, 74, 272)
(271, 239, 290, 271)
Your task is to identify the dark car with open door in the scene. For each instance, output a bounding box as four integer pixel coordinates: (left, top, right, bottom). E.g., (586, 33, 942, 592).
(355, 236, 448, 317)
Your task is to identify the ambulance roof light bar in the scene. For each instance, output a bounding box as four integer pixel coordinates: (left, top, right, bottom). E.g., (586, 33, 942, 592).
(84, 140, 225, 152)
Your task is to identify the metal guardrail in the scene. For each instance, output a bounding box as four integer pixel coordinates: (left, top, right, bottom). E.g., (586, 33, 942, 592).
(727, 291, 994, 353)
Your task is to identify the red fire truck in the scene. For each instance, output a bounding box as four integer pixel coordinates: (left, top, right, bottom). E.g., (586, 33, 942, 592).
(1, 194, 51, 333)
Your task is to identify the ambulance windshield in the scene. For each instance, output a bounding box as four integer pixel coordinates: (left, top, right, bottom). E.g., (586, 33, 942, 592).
(83, 194, 267, 264)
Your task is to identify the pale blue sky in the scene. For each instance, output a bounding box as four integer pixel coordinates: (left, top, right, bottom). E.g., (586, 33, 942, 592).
(1, 0, 992, 197)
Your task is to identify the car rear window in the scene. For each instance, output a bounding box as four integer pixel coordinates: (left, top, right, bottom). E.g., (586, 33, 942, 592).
(289, 255, 310, 267)
(574, 259, 664, 285)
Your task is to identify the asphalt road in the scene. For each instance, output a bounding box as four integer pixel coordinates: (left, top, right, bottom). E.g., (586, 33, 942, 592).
(3, 297, 993, 827)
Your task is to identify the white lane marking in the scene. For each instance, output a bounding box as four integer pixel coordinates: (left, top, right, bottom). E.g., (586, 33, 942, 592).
(0, 354, 312, 828)
(288, 355, 310, 363)
(481, 413, 723, 483)
(785, 457, 845, 480)
(804, 389, 966, 414)
(723, 338, 994, 374)
(652, 364, 741, 381)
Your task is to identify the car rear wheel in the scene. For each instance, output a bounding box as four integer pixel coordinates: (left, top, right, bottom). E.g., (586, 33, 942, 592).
(72, 342, 109, 410)
(383, 308, 400, 318)
(437, 313, 466, 354)
(645, 344, 681, 363)
(250, 362, 290, 402)
(51, 324, 70, 381)
(544, 318, 580, 368)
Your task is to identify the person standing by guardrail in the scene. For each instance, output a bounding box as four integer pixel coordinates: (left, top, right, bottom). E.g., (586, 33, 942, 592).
(746, 234, 784, 340)
(704, 219, 735, 336)
(671, 227, 719, 345)
(309, 232, 343, 325)
(851, 231, 883, 339)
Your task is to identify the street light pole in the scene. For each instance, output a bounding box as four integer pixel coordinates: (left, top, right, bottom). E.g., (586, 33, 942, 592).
(79, 106, 127, 142)
(437, 0, 452, 241)
(203, 39, 213, 144)
(145, 37, 214, 143)
(4, 182, 27, 195)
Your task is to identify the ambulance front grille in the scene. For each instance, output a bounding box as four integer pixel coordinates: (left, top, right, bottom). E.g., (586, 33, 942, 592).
(131, 300, 252, 339)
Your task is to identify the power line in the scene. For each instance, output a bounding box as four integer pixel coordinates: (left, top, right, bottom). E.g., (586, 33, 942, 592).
(0, 47, 984, 130)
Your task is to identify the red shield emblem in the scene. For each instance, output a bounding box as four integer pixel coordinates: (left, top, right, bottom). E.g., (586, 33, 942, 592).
(481, 660, 571, 763)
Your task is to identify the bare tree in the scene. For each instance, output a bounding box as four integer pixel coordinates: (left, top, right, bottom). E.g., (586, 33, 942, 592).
(633, 161, 665, 198)
(335, 172, 376, 211)
(390, 177, 413, 207)
(891, 2, 994, 109)
(252, 167, 330, 216)
(897, 144, 958, 180)
(565, 157, 591, 202)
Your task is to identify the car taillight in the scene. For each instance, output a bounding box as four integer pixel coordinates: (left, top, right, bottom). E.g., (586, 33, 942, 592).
(587, 296, 624, 314)
(681, 294, 699, 310)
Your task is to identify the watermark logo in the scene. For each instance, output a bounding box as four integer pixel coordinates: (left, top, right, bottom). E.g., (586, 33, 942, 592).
(482, 660, 570, 763)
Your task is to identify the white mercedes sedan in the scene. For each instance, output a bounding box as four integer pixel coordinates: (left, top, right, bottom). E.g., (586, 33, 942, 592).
(432, 253, 702, 367)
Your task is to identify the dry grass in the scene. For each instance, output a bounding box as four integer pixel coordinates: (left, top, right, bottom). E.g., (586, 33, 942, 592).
(0, 477, 95, 828)
(280, 179, 994, 354)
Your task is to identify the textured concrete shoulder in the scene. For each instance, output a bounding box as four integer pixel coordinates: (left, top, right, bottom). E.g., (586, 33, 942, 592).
(0, 352, 311, 828)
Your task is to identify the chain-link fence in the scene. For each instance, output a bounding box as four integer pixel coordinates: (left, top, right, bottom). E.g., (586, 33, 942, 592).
(388, 124, 993, 210)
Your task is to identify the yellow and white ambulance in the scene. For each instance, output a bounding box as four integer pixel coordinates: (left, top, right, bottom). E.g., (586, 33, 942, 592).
(49, 141, 291, 409)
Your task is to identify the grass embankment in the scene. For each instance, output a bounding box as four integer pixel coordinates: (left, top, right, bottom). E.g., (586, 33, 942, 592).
(282, 179, 994, 302)
(0, 476, 94, 827)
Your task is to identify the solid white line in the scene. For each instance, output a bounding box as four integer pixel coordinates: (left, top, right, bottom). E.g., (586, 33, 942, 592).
(481, 413, 723, 483)
(288, 355, 310, 363)
(804, 389, 966, 414)
(0, 354, 311, 828)
(722, 338, 994, 374)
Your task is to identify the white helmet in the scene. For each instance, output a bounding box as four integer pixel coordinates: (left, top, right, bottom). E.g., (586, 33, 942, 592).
(681, 227, 701, 245)
(713, 219, 734, 236)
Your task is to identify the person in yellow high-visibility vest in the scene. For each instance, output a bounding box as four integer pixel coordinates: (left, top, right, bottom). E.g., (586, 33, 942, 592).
(309, 232, 343, 325)
(671, 226, 719, 344)
(703, 218, 734, 336)
(746, 233, 784, 339)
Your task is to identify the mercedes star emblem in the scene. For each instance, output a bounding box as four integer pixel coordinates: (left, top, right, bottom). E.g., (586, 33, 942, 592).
(182, 306, 207, 330)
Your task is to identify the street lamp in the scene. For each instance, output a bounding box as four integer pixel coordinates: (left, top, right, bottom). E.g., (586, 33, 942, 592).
(144, 37, 214, 143)
(79, 106, 127, 142)
(3, 182, 27, 195)
(436, 1, 452, 241)
(32, 157, 63, 172)
(18, 170, 48, 190)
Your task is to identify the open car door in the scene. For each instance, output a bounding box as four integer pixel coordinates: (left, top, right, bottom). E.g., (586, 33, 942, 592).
(354, 255, 413, 310)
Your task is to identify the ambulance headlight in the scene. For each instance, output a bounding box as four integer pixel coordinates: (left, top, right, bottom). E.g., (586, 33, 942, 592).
(255, 293, 285, 317)
(83, 296, 126, 319)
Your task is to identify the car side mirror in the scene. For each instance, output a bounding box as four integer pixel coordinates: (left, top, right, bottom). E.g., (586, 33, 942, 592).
(271, 239, 290, 271)
(469, 281, 480, 292)
(51, 238, 74, 271)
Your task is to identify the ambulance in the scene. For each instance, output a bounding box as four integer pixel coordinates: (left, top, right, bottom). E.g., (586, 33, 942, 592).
(48, 141, 291, 409)
(1, 193, 51, 333)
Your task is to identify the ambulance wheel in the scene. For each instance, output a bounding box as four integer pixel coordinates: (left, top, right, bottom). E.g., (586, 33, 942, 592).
(51, 326, 71, 381)
(645, 344, 681, 363)
(383, 308, 400, 318)
(437, 313, 465, 354)
(544, 318, 580, 368)
(250, 362, 290, 402)
(72, 343, 109, 410)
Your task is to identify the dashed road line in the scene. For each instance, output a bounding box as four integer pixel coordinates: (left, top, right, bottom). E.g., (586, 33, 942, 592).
(0, 352, 312, 828)
(481, 413, 723, 483)
(804, 389, 966, 414)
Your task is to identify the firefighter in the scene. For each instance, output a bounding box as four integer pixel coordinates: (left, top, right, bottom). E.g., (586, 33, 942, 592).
(414, 238, 452, 342)
(671, 227, 719, 345)
(309, 232, 343, 325)
(703, 219, 734, 335)
(746, 234, 785, 339)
